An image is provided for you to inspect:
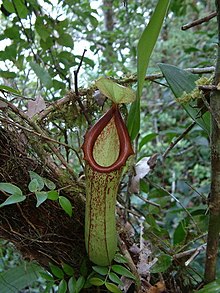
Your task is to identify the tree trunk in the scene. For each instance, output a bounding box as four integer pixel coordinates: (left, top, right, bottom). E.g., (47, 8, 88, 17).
(204, 0, 220, 283)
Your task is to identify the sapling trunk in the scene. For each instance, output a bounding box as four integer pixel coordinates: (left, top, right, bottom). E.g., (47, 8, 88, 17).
(204, 0, 220, 283)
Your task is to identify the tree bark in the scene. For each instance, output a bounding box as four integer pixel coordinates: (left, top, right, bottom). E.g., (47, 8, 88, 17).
(204, 0, 220, 283)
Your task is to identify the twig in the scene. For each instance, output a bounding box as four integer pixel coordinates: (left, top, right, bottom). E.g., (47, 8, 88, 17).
(184, 244, 206, 266)
(134, 193, 161, 209)
(146, 178, 202, 234)
(0, 96, 78, 180)
(162, 122, 196, 160)
(74, 50, 91, 125)
(174, 244, 206, 260)
(182, 11, 217, 30)
(118, 237, 141, 291)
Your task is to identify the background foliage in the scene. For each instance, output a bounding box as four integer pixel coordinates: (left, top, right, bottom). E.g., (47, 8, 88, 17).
(0, 0, 218, 292)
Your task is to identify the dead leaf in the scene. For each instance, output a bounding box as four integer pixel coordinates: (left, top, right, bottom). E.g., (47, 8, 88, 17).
(27, 96, 46, 118)
(130, 157, 151, 193)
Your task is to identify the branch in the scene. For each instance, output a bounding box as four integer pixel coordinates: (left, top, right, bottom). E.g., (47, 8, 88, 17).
(74, 50, 92, 125)
(182, 11, 217, 30)
(162, 122, 196, 160)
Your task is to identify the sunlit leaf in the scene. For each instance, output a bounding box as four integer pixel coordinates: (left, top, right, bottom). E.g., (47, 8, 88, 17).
(105, 282, 122, 293)
(0, 85, 21, 95)
(35, 191, 48, 207)
(0, 194, 26, 207)
(111, 265, 136, 280)
(0, 182, 22, 196)
(89, 277, 105, 286)
(58, 279, 67, 293)
(96, 77, 135, 104)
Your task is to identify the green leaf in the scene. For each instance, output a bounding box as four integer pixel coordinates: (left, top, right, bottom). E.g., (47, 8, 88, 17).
(39, 271, 54, 281)
(43, 178, 56, 190)
(0, 182, 22, 196)
(95, 77, 135, 104)
(49, 263, 64, 279)
(111, 265, 136, 280)
(173, 220, 187, 245)
(57, 33, 74, 48)
(0, 70, 16, 79)
(47, 190, 59, 200)
(75, 276, 85, 293)
(28, 178, 40, 192)
(29, 171, 44, 191)
(2, 0, 15, 14)
(0, 262, 42, 293)
(14, 0, 29, 18)
(114, 253, 128, 264)
(197, 279, 220, 292)
(108, 272, 123, 286)
(0, 85, 21, 95)
(58, 279, 67, 293)
(139, 133, 158, 150)
(62, 263, 74, 276)
(0, 194, 26, 207)
(105, 282, 122, 293)
(89, 277, 105, 286)
(128, 0, 170, 139)
(30, 61, 53, 89)
(35, 191, 48, 207)
(158, 63, 210, 134)
(150, 254, 172, 273)
(92, 265, 108, 276)
(35, 16, 50, 42)
(68, 276, 76, 293)
(59, 196, 73, 217)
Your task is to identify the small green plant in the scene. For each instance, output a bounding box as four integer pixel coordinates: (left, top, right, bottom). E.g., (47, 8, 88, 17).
(0, 171, 73, 217)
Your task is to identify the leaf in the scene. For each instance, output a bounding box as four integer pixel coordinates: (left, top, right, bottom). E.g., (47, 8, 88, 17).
(75, 276, 85, 293)
(27, 96, 46, 118)
(43, 178, 56, 190)
(114, 253, 128, 264)
(58, 279, 67, 293)
(150, 254, 172, 273)
(29, 171, 44, 191)
(130, 157, 151, 193)
(197, 279, 220, 293)
(62, 263, 74, 276)
(139, 133, 158, 150)
(0, 262, 42, 293)
(49, 263, 64, 279)
(68, 276, 76, 293)
(0, 194, 26, 207)
(105, 282, 123, 293)
(108, 272, 123, 286)
(127, 0, 170, 139)
(111, 265, 136, 280)
(57, 33, 74, 48)
(0, 85, 20, 95)
(28, 178, 40, 192)
(35, 191, 48, 207)
(158, 63, 210, 134)
(0, 70, 16, 79)
(95, 77, 135, 104)
(39, 271, 54, 281)
(30, 61, 53, 89)
(92, 265, 108, 276)
(14, 0, 29, 18)
(0, 182, 22, 196)
(89, 277, 105, 286)
(47, 190, 59, 200)
(59, 196, 73, 217)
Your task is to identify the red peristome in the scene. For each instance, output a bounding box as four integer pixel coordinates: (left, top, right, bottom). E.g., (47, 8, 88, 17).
(82, 104, 134, 173)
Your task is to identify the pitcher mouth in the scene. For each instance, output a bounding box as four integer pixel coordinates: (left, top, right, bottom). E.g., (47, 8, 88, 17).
(82, 104, 134, 173)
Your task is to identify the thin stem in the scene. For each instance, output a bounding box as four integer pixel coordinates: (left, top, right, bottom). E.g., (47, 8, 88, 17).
(182, 11, 217, 30)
